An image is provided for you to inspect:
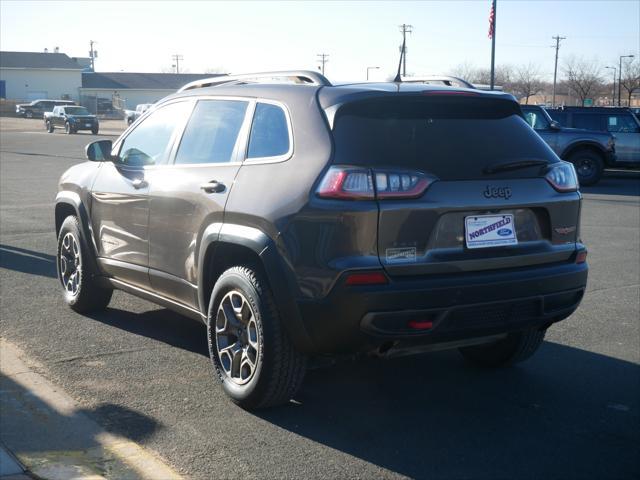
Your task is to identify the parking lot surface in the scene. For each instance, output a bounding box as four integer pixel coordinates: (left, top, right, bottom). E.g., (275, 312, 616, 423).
(1, 119, 639, 479)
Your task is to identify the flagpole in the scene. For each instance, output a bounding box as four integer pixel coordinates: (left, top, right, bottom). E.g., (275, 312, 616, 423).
(490, 0, 497, 90)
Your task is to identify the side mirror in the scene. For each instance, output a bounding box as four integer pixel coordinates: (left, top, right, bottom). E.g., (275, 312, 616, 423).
(550, 120, 561, 130)
(86, 140, 113, 161)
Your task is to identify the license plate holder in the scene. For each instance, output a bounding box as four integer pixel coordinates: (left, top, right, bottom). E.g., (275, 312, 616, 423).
(465, 214, 517, 249)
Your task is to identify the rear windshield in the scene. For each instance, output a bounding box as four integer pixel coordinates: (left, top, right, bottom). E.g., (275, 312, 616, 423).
(332, 96, 557, 180)
(65, 107, 90, 115)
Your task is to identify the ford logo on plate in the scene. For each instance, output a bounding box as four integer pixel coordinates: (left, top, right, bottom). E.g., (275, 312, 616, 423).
(497, 228, 512, 237)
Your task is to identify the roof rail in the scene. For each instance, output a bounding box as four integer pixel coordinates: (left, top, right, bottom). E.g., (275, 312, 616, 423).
(178, 70, 332, 92)
(401, 75, 475, 89)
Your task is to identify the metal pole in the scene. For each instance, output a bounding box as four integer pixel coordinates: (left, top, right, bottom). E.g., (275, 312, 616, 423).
(551, 35, 565, 108)
(490, 0, 496, 90)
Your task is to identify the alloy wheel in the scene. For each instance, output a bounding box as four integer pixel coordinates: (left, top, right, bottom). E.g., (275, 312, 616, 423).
(215, 290, 260, 385)
(59, 232, 82, 296)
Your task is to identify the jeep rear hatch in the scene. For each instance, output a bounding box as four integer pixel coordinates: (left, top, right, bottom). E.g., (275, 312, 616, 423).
(325, 94, 581, 276)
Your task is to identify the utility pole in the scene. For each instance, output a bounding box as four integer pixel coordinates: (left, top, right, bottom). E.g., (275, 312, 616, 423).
(172, 54, 184, 74)
(605, 66, 616, 106)
(399, 24, 413, 77)
(317, 53, 329, 75)
(618, 54, 635, 106)
(89, 40, 97, 71)
(551, 35, 566, 108)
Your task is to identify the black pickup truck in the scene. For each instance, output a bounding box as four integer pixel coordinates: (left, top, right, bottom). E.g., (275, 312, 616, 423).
(16, 99, 76, 118)
(44, 106, 99, 134)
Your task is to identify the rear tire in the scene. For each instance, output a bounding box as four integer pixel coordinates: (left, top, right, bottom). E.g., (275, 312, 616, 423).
(56, 216, 112, 313)
(207, 266, 306, 409)
(568, 150, 603, 186)
(458, 327, 546, 367)
(46, 120, 54, 133)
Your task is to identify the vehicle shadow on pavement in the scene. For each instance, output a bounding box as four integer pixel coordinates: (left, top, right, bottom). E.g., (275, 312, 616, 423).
(259, 342, 640, 479)
(582, 176, 640, 196)
(0, 244, 56, 278)
(86, 308, 209, 357)
(0, 374, 162, 478)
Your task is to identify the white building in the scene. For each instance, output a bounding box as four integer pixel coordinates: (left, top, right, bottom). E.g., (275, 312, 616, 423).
(0, 51, 84, 101)
(80, 72, 218, 111)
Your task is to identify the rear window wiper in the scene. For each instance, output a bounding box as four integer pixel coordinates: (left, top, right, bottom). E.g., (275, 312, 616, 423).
(483, 159, 549, 174)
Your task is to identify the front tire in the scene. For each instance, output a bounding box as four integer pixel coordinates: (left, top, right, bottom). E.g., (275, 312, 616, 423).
(46, 120, 54, 133)
(92, 127, 99, 135)
(57, 216, 112, 313)
(458, 327, 546, 367)
(207, 266, 306, 409)
(25, 111, 33, 119)
(568, 150, 603, 186)
(64, 122, 74, 134)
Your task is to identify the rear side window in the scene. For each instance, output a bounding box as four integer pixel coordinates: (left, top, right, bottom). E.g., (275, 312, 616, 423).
(175, 99, 248, 165)
(606, 114, 639, 133)
(524, 110, 549, 130)
(572, 114, 603, 131)
(332, 96, 556, 181)
(247, 103, 290, 160)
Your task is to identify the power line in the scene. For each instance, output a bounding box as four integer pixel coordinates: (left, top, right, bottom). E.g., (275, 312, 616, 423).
(172, 54, 184, 74)
(399, 24, 413, 77)
(317, 53, 329, 75)
(551, 35, 566, 108)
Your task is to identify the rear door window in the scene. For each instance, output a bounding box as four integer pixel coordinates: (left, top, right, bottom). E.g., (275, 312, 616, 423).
(174, 99, 248, 165)
(572, 114, 603, 131)
(246, 102, 291, 160)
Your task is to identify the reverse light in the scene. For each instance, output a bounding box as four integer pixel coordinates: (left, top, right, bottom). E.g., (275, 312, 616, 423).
(317, 166, 437, 200)
(545, 161, 579, 192)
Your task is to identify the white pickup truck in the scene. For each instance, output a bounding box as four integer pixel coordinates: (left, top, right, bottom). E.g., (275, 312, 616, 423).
(123, 103, 153, 125)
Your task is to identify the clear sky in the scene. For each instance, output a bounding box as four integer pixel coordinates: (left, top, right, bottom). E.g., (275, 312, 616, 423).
(1, 0, 638, 82)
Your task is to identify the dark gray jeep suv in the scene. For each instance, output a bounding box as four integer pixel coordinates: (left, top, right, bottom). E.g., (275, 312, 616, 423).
(55, 71, 588, 409)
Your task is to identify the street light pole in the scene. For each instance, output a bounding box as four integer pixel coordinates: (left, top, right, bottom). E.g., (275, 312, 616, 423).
(605, 66, 616, 106)
(366, 66, 379, 81)
(618, 54, 635, 106)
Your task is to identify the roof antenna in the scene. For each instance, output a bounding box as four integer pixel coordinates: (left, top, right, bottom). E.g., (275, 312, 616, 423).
(393, 35, 406, 82)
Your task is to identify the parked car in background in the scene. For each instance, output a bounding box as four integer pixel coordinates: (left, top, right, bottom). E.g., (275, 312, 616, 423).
(55, 71, 588, 409)
(15, 99, 75, 118)
(547, 107, 640, 166)
(124, 103, 153, 125)
(521, 105, 616, 186)
(44, 105, 99, 134)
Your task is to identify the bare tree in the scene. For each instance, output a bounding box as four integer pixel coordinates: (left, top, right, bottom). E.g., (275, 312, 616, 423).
(509, 63, 545, 104)
(620, 59, 640, 106)
(563, 56, 603, 106)
(450, 62, 478, 83)
(204, 66, 228, 75)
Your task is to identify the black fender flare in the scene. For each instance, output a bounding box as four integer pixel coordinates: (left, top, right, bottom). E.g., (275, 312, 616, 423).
(197, 223, 315, 352)
(560, 140, 607, 161)
(55, 191, 101, 273)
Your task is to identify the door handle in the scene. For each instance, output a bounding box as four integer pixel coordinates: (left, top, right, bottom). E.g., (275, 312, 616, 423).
(200, 181, 225, 193)
(131, 178, 148, 189)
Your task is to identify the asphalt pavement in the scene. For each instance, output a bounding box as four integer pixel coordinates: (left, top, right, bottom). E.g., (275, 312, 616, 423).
(1, 117, 639, 479)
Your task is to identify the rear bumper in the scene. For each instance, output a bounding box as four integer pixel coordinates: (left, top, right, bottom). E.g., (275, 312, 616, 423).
(296, 259, 588, 354)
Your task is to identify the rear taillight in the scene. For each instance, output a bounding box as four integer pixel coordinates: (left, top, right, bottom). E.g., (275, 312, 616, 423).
(575, 250, 588, 264)
(545, 161, 579, 192)
(317, 166, 437, 200)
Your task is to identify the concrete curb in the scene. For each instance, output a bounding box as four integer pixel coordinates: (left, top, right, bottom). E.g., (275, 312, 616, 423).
(0, 338, 182, 480)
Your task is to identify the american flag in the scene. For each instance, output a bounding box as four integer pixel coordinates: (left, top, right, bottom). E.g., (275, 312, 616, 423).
(488, 1, 495, 39)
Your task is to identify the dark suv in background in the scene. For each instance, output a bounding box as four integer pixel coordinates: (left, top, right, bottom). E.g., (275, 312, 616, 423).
(521, 105, 616, 185)
(55, 71, 588, 409)
(15, 99, 76, 118)
(548, 106, 640, 166)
